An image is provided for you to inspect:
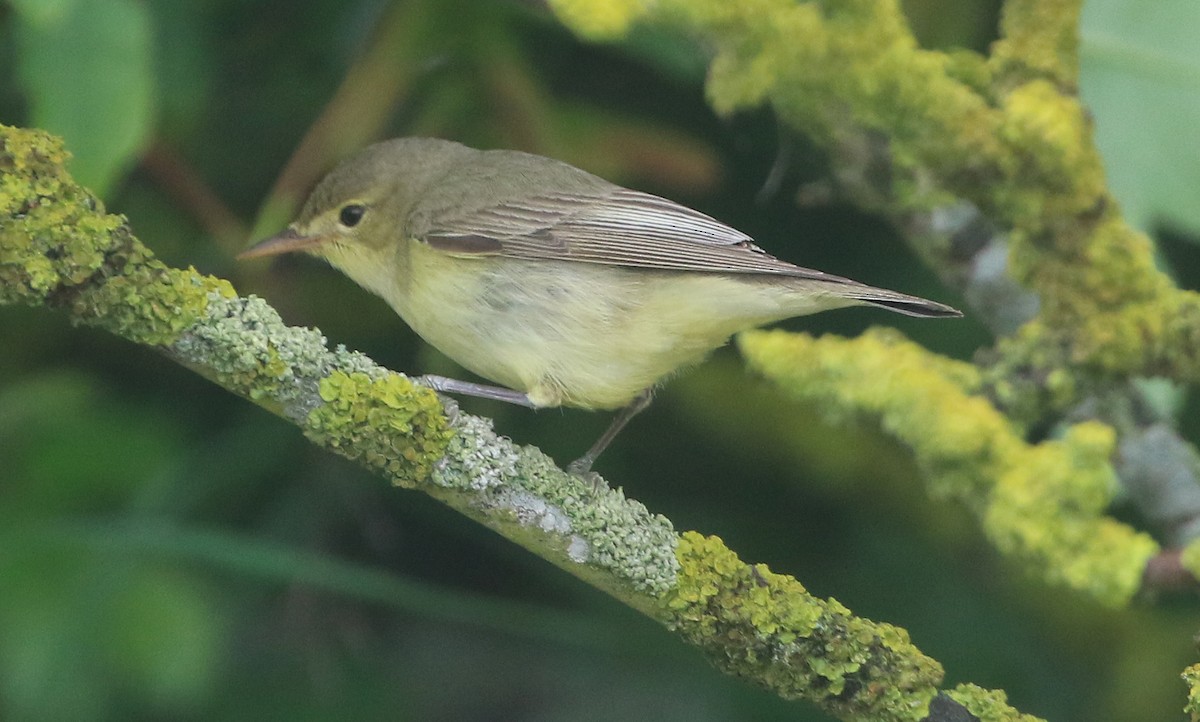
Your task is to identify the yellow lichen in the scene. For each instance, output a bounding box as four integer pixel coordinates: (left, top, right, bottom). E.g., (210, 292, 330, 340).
(0, 125, 233, 346)
(946, 683, 1046, 722)
(76, 263, 236, 346)
(667, 532, 941, 720)
(739, 328, 1159, 607)
(990, 0, 1080, 86)
(306, 371, 452, 486)
(1184, 663, 1200, 721)
(1, 126, 119, 305)
(1000, 80, 1101, 199)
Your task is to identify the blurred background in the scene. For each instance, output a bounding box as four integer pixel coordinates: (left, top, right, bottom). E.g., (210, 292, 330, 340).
(2, 0, 1200, 719)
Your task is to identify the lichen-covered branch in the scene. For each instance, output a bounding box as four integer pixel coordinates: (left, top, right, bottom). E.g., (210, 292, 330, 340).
(549, 2, 1200, 714)
(671, 533, 942, 718)
(2, 125, 1048, 720)
(548, 0, 1200, 597)
(0, 123, 674, 606)
(740, 328, 1158, 607)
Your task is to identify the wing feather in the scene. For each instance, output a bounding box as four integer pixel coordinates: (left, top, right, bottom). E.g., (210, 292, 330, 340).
(420, 187, 853, 283)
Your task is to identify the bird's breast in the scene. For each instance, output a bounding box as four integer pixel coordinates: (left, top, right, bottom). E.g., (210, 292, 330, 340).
(391, 244, 825, 410)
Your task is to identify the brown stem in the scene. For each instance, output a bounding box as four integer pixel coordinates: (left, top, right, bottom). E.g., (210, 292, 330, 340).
(139, 139, 248, 249)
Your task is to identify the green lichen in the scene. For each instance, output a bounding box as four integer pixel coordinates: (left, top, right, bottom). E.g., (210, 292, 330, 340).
(0, 126, 122, 305)
(983, 422, 1152, 603)
(666, 532, 941, 720)
(305, 371, 452, 486)
(740, 328, 1159, 607)
(0, 125, 232, 346)
(1009, 210, 1170, 319)
(1184, 663, 1200, 721)
(312, 384, 677, 595)
(432, 422, 677, 598)
(171, 293, 385, 417)
(431, 412, 522, 491)
(75, 263, 235, 346)
(429, 411, 678, 598)
(990, 207, 1200, 416)
(617, 0, 1014, 205)
(999, 80, 1104, 207)
(945, 683, 1045, 722)
(990, 0, 1079, 87)
(568, 0, 1085, 244)
(501, 447, 679, 596)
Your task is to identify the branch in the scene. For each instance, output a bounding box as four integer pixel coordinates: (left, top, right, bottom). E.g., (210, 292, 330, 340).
(740, 328, 1157, 606)
(1, 125, 1049, 721)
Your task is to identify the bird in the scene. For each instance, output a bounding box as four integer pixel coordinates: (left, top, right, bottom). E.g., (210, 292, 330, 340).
(240, 138, 960, 475)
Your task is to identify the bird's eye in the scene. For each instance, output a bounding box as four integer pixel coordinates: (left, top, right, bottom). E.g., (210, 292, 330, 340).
(339, 204, 366, 228)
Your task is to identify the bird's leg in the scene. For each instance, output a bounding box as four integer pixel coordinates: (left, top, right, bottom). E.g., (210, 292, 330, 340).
(567, 388, 655, 477)
(417, 375, 537, 408)
(419, 376, 652, 480)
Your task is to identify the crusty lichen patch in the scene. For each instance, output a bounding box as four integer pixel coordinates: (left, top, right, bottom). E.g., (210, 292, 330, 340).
(428, 410, 679, 596)
(306, 371, 452, 486)
(945, 684, 1045, 722)
(432, 412, 521, 491)
(171, 292, 384, 417)
(1184, 663, 1200, 721)
(1, 126, 118, 305)
(76, 262, 235, 346)
(666, 532, 941, 720)
(0, 125, 232, 345)
(740, 328, 1158, 607)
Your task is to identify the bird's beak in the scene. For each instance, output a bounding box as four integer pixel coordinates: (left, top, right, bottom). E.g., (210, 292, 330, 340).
(237, 227, 329, 260)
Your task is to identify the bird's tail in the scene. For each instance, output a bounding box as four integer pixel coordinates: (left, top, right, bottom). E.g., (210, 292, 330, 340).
(837, 284, 962, 318)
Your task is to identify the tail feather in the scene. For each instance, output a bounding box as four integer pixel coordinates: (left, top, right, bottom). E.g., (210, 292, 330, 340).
(864, 296, 962, 318)
(840, 286, 962, 318)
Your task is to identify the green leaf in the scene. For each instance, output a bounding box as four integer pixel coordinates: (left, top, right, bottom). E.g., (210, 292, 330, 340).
(10, 0, 156, 198)
(1080, 0, 1200, 236)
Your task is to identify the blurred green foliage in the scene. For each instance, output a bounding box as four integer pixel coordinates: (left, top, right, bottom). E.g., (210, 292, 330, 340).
(8, 0, 154, 197)
(0, 0, 1197, 720)
(1080, 0, 1200, 237)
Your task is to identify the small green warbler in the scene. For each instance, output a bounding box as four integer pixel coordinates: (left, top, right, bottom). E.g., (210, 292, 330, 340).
(242, 138, 959, 473)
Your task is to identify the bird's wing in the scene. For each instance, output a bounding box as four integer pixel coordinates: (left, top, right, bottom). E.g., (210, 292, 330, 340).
(420, 187, 851, 282)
